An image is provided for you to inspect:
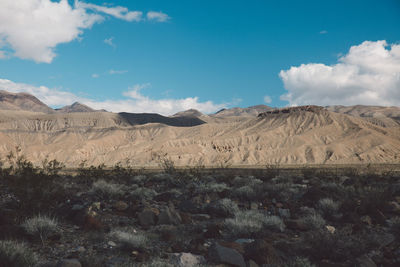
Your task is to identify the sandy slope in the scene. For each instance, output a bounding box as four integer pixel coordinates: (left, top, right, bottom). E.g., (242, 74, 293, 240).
(0, 105, 398, 167)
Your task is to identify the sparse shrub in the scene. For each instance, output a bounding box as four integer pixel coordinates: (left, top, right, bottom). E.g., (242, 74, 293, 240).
(208, 198, 239, 217)
(300, 212, 326, 230)
(109, 229, 148, 252)
(264, 182, 304, 202)
(22, 214, 59, 245)
(0, 240, 38, 267)
(317, 198, 340, 218)
(225, 210, 285, 237)
(284, 257, 315, 267)
(130, 186, 157, 200)
(131, 175, 147, 185)
(91, 179, 126, 199)
(234, 185, 256, 200)
(196, 182, 229, 194)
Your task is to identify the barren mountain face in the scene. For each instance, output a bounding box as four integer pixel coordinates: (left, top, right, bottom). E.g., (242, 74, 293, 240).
(0, 91, 399, 167)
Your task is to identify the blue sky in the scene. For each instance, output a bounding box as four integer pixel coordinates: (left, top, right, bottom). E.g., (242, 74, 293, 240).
(0, 0, 399, 114)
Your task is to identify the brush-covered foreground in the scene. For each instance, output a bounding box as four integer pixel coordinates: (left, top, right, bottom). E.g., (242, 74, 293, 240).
(0, 157, 400, 266)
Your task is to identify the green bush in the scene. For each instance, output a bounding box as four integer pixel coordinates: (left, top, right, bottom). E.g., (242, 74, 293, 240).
(0, 240, 38, 267)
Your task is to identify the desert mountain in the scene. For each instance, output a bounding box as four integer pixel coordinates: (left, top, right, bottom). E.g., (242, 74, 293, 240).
(56, 102, 96, 113)
(213, 105, 273, 117)
(327, 105, 400, 122)
(0, 96, 399, 167)
(0, 90, 54, 114)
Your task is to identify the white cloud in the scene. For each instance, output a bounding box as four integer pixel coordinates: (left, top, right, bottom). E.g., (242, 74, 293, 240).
(0, 79, 226, 115)
(147, 11, 170, 22)
(279, 40, 400, 106)
(91, 73, 99, 78)
(104, 37, 115, 48)
(109, 69, 128, 75)
(0, 1, 168, 63)
(263, 95, 272, 104)
(320, 30, 328, 34)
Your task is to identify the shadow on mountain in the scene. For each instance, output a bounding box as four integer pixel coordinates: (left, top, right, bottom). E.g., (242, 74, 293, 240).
(118, 112, 206, 127)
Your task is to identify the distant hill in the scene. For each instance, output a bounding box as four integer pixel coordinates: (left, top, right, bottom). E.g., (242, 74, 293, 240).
(327, 105, 400, 122)
(0, 90, 399, 167)
(56, 102, 96, 113)
(0, 90, 54, 113)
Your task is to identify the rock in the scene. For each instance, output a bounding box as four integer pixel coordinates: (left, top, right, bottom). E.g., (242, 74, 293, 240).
(138, 208, 157, 227)
(356, 255, 377, 267)
(171, 253, 206, 267)
(326, 225, 336, 234)
(83, 214, 104, 231)
(56, 259, 82, 267)
(244, 239, 281, 265)
(208, 242, 246, 267)
(218, 241, 245, 254)
(113, 201, 128, 211)
(158, 204, 182, 225)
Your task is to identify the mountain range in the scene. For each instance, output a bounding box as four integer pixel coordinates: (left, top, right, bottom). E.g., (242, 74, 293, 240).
(0, 90, 399, 167)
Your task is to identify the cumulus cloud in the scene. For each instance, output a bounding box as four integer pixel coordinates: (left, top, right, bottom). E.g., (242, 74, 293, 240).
(279, 40, 400, 106)
(0, 79, 226, 115)
(147, 11, 170, 22)
(0, 1, 169, 63)
(263, 95, 272, 104)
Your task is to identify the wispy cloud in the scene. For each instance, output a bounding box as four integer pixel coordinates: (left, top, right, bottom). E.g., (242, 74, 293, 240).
(109, 69, 128, 75)
(91, 73, 99, 78)
(0, 1, 170, 63)
(279, 40, 400, 106)
(147, 11, 170, 22)
(104, 37, 116, 48)
(263, 95, 272, 104)
(319, 30, 328, 34)
(76, 2, 143, 22)
(0, 79, 227, 115)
